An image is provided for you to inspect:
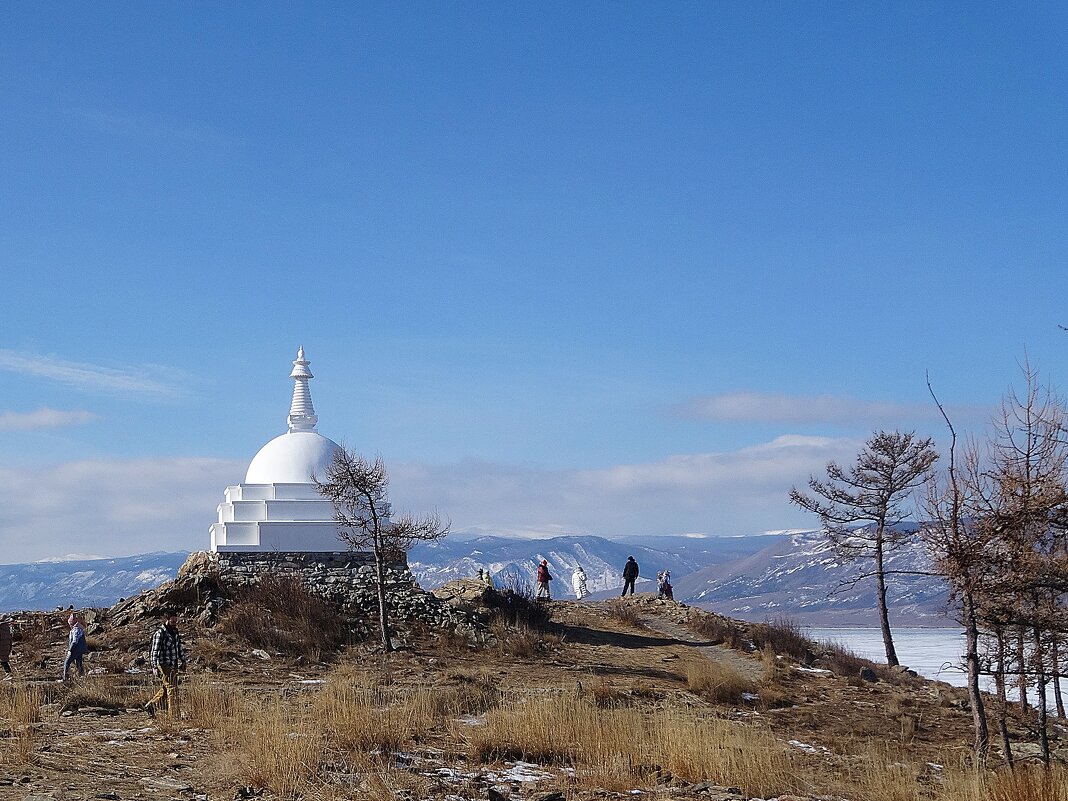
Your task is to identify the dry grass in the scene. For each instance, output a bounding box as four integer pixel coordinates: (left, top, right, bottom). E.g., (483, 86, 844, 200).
(239, 699, 323, 797)
(464, 692, 800, 796)
(0, 683, 42, 768)
(686, 658, 755, 704)
(960, 764, 1068, 801)
(184, 675, 241, 728)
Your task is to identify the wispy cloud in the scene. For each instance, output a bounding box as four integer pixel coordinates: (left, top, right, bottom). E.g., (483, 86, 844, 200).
(0, 457, 243, 562)
(0, 438, 859, 561)
(74, 108, 244, 148)
(677, 391, 980, 426)
(0, 350, 185, 398)
(0, 408, 99, 432)
(390, 435, 861, 539)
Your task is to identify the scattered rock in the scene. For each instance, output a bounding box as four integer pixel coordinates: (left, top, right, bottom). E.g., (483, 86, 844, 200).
(138, 776, 193, 792)
(250, 649, 271, 660)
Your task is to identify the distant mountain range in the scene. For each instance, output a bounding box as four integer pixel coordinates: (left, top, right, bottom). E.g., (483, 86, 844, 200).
(674, 528, 951, 626)
(0, 552, 188, 613)
(0, 530, 953, 625)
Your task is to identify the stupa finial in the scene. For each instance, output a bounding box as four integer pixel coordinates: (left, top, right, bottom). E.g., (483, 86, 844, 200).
(287, 345, 318, 432)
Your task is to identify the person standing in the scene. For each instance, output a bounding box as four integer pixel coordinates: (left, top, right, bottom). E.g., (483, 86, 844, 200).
(535, 559, 553, 600)
(0, 617, 12, 675)
(62, 613, 88, 681)
(145, 611, 186, 718)
(656, 569, 672, 599)
(572, 566, 589, 600)
(621, 556, 639, 596)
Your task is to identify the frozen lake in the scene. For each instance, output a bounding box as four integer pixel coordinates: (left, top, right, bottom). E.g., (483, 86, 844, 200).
(804, 626, 968, 686)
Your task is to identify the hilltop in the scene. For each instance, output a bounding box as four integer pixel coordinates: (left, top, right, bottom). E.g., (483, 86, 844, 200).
(0, 568, 1054, 801)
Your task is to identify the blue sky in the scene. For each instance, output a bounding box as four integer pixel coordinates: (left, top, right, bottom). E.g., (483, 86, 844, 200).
(1, 3, 1066, 561)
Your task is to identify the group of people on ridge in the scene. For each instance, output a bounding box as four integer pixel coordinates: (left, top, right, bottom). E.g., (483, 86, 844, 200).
(528, 555, 673, 601)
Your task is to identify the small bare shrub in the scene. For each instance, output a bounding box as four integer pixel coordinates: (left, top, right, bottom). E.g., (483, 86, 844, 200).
(218, 575, 346, 661)
(686, 659, 755, 704)
(819, 640, 871, 678)
(56, 675, 130, 712)
(604, 600, 644, 627)
(687, 614, 743, 648)
(491, 621, 562, 658)
(483, 586, 551, 630)
(748, 617, 813, 662)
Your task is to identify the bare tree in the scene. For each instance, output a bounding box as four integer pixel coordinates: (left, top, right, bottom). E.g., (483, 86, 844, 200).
(316, 448, 449, 653)
(922, 420, 992, 763)
(790, 431, 938, 667)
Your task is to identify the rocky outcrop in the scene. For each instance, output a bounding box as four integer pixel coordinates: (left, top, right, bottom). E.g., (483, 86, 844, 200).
(108, 550, 483, 636)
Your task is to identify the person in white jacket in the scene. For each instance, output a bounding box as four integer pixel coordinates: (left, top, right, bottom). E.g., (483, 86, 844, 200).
(572, 566, 589, 600)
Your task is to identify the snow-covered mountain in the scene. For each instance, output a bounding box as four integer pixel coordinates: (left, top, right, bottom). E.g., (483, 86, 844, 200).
(407, 533, 778, 597)
(0, 552, 189, 613)
(0, 530, 951, 626)
(674, 529, 951, 626)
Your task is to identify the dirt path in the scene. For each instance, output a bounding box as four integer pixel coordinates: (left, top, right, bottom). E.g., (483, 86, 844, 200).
(549, 598, 765, 683)
(636, 613, 764, 680)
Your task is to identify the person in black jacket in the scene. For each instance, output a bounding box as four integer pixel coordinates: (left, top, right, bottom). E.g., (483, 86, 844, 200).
(621, 556, 639, 596)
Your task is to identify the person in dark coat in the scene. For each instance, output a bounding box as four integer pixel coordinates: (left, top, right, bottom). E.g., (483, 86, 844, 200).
(621, 556, 639, 596)
(0, 617, 12, 674)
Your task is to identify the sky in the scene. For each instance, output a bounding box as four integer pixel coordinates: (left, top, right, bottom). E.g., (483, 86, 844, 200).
(1, 3, 1066, 562)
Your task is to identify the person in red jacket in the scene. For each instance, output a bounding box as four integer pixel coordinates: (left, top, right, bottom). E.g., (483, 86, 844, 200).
(535, 559, 553, 600)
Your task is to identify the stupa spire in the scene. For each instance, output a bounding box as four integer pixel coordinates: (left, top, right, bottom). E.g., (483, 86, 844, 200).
(287, 345, 318, 432)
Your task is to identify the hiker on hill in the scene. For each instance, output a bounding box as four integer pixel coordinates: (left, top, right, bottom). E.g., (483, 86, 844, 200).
(621, 556, 639, 596)
(535, 559, 553, 600)
(0, 617, 12, 675)
(572, 566, 589, 600)
(656, 569, 672, 599)
(62, 613, 88, 681)
(145, 610, 186, 718)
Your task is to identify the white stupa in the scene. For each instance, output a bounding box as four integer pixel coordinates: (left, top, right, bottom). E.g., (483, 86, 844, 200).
(210, 347, 347, 552)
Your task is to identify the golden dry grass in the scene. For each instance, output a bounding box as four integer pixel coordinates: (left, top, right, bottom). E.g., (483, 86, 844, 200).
(0, 683, 42, 767)
(937, 764, 1068, 801)
(685, 657, 755, 703)
(463, 692, 800, 796)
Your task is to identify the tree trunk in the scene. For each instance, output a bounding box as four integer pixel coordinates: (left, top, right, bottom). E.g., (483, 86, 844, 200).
(1034, 625, 1050, 765)
(995, 629, 1013, 768)
(1018, 628, 1030, 713)
(375, 546, 393, 653)
(874, 533, 899, 667)
(964, 596, 989, 762)
(1053, 638, 1066, 719)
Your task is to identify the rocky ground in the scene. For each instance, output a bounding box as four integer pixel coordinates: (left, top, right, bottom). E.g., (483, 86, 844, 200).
(0, 570, 1060, 801)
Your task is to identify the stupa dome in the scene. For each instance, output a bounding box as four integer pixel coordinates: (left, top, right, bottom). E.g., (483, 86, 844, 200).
(210, 346, 354, 553)
(245, 430, 340, 484)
